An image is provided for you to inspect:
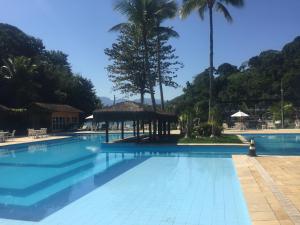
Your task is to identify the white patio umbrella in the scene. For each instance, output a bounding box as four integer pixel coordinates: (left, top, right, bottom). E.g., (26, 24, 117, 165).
(231, 110, 249, 130)
(231, 110, 249, 118)
(85, 115, 93, 120)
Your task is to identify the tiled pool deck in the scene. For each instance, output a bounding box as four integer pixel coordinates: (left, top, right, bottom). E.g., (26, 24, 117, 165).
(233, 155, 300, 225)
(0, 136, 70, 147)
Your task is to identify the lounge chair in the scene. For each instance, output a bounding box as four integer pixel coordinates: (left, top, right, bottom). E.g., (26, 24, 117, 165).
(267, 122, 276, 129)
(28, 129, 34, 137)
(0, 133, 5, 143)
(40, 128, 48, 138)
(295, 120, 300, 129)
(5, 130, 15, 140)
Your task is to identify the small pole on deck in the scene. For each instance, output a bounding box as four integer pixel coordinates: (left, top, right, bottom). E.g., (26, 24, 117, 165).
(168, 121, 171, 136)
(248, 139, 257, 157)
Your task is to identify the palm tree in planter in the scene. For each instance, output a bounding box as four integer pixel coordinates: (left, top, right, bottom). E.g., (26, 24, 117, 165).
(180, 0, 244, 120)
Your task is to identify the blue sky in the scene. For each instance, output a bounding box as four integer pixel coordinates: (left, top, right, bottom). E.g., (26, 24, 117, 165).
(0, 0, 300, 100)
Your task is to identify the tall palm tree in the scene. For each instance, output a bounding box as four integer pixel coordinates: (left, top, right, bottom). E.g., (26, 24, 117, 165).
(180, 0, 244, 120)
(153, 0, 178, 110)
(111, 0, 159, 111)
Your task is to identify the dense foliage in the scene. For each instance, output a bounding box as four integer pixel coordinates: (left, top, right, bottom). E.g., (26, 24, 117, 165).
(170, 36, 300, 125)
(0, 23, 101, 113)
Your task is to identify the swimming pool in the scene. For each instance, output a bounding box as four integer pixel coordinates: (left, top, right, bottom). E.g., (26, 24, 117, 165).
(243, 133, 300, 155)
(0, 134, 251, 225)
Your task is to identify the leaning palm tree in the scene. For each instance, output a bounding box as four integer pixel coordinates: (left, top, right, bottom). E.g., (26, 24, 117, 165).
(180, 0, 244, 120)
(111, 0, 159, 112)
(154, 0, 179, 110)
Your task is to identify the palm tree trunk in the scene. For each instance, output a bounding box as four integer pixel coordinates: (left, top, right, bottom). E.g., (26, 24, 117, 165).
(142, 27, 157, 112)
(208, 6, 214, 122)
(156, 23, 165, 111)
(140, 91, 144, 105)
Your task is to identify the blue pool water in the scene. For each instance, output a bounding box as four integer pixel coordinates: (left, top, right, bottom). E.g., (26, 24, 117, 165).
(0, 134, 251, 225)
(243, 133, 300, 155)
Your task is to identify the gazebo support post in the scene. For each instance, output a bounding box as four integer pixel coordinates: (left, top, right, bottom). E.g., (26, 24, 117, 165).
(121, 121, 124, 139)
(163, 121, 167, 136)
(153, 120, 157, 139)
(142, 121, 145, 134)
(105, 121, 109, 143)
(168, 121, 171, 136)
(137, 120, 140, 139)
(133, 121, 136, 136)
(158, 120, 162, 137)
(149, 120, 152, 139)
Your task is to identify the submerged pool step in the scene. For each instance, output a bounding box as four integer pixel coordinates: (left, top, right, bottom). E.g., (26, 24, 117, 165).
(0, 153, 144, 206)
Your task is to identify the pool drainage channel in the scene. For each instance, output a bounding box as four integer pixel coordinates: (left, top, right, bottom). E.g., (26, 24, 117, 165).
(249, 157, 300, 224)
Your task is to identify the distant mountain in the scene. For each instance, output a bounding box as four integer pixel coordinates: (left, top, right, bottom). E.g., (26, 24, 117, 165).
(100, 96, 161, 106)
(100, 97, 127, 106)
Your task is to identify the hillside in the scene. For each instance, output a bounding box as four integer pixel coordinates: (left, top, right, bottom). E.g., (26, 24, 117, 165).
(169, 36, 300, 122)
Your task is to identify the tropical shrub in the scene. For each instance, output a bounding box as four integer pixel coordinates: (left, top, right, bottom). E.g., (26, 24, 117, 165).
(193, 122, 223, 137)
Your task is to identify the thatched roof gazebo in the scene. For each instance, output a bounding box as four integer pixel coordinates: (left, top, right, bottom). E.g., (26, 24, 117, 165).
(93, 101, 177, 143)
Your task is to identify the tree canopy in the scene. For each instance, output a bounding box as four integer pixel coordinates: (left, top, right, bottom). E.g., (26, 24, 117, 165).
(169, 36, 300, 123)
(107, 0, 182, 110)
(0, 23, 101, 113)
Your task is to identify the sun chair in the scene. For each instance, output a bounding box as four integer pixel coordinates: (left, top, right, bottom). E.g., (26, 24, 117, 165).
(28, 129, 34, 137)
(295, 120, 300, 129)
(267, 121, 276, 129)
(0, 133, 5, 143)
(41, 128, 48, 138)
(6, 130, 15, 140)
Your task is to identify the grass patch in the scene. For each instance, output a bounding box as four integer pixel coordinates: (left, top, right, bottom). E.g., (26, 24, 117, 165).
(178, 134, 242, 144)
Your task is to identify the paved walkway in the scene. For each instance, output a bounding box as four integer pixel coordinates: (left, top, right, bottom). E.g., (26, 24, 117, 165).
(225, 129, 300, 135)
(233, 155, 300, 225)
(0, 136, 70, 147)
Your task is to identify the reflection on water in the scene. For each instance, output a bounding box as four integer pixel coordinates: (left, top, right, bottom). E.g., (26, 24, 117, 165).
(28, 144, 48, 153)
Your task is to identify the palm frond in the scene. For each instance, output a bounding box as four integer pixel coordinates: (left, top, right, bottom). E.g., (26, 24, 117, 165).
(215, 2, 233, 22)
(198, 2, 208, 20)
(114, 0, 132, 16)
(155, 0, 178, 20)
(156, 26, 180, 38)
(180, 0, 207, 19)
(219, 0, 244, 7)
(109, 23, 130, 32)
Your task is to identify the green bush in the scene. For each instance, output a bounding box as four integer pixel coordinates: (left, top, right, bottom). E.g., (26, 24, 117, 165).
(193, 122, 223, 137)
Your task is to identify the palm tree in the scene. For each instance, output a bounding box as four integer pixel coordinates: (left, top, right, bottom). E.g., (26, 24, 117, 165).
(154, 0, 179, 110)
(180, 0, 244, 120)
(111, 0, 159, 112)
